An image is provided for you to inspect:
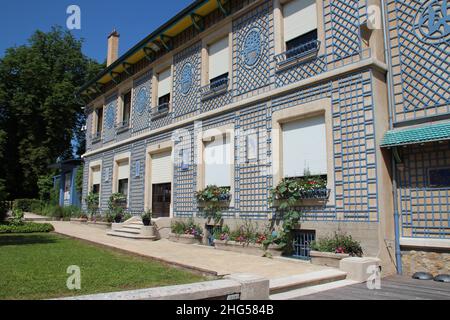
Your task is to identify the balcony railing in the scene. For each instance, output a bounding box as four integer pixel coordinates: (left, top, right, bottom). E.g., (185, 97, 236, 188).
(274, 40, 321, 70)
(151, 103, 170, 119)
(91, 132, 102, 143)
(200, 77, 229, 101)
(116, 120, 130, 133)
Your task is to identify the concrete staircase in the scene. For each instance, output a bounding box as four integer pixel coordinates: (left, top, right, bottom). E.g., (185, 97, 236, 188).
(269, 269, 353, 300)
(107, 217, 158, 240)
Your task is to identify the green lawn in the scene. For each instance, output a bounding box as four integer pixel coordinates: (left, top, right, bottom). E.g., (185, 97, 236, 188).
(0, 233, 205, 300)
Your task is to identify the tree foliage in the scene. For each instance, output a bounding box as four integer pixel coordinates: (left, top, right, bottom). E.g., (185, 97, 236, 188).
(0, 26, 103, 199)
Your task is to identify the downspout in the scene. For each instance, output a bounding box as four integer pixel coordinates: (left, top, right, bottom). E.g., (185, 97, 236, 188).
(380, 0, 402, 274)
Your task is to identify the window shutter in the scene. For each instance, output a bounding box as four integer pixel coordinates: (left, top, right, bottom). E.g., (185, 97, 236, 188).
(92, 168, 101, 185)
(118, 161, 130, 180)
(158, 69, 172, 98)
(204, 135, 231, 187)
(282, 115, 327, 178)
(151, 151, 172, 184)
(209, 37, 229, 80)
(283, 0, 317, 42)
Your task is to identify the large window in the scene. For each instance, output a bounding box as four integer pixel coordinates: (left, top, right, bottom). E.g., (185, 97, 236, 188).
(282, 115, 327, 178)
(204, 134, 232, 188)
(116, 160, 130, 198)
(157, 68, 171, 110)
(91, 166, 101, 194)
(121, 91, 131, 126)
(208, 37, 229, 88)
(96, 107, 103, 134)
(283, 0, 318, 52)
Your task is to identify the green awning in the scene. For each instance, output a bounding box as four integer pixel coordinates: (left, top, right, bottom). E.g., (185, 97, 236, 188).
(381, 121, 450, 148)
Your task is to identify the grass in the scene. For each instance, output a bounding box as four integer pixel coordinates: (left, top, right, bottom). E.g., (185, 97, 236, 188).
(0, 233, 205, 300)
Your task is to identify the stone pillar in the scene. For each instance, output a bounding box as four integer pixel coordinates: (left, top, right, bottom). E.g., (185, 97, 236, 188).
(225, 273, 270, 300)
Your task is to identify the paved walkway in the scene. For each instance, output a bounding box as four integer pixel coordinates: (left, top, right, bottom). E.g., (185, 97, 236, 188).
(36, 219, 328, 279)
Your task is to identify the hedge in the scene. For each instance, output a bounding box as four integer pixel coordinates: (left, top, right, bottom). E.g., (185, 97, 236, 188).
(13, 199, 43, 212)
(0, 222, 55, 234)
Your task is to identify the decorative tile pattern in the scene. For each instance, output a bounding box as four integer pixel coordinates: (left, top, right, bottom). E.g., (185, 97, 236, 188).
(397, 141, 450, 239)
(132, 72, 152, 134)
(326, 0, 362, 60)
(103, 95, 117, 143)
(386, 0, 450, 123)
(173, 42, 201, 118)
(232, 1, 273, 96)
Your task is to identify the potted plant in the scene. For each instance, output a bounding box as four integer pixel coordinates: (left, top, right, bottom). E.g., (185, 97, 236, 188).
(141, 210, 152, 226)
(85, 192, 99, 220)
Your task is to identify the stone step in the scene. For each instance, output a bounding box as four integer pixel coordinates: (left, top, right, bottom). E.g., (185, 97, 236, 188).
(122, 224, 143, 230)
(269, 269, 348, 295)
(107, 231, 157, 240)
(270, 279, 357, 300)
(114, 228, 141, 235)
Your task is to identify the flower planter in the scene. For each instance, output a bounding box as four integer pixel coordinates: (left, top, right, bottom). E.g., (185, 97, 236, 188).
(214, 240, 283, 257)
(70, 218, 88, 224)
(141, 226, 157, 238)
(168, 233, 202, 245)
(197, 200, 231, 208)
(310, 251, 350, 268)
(86, 221, 112, 230)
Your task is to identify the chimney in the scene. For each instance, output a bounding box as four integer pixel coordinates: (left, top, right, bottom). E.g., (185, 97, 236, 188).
(107, 29, 120, 67)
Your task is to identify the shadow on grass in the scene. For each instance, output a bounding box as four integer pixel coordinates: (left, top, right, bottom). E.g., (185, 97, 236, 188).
(0, 234, 58, 246)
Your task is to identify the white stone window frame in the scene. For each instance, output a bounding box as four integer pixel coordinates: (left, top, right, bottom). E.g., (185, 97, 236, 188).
(112, 152, 131, 204)
(274, 0, 325, 56)
(144, 140, 174, 217)
(152, 59, 174, 112)
(88, 160, 103, 197)
(201, 22, 233, 91)
(271, 98, 335, 208)
(196, 123, 236, 209)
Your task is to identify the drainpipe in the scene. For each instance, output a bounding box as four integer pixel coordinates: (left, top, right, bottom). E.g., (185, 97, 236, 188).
(380, 0, 402, 274)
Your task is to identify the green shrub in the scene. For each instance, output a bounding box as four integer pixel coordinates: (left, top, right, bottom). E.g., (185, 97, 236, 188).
(310, 232, 363, 257)
(13, 199, 42, 212)
(0, 222, 54, 234)
(10, 209, 24, 226)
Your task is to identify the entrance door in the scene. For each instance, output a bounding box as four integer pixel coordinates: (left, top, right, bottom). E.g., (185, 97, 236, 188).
(150, 150, 172, 218)
(152, 183, 171, 218)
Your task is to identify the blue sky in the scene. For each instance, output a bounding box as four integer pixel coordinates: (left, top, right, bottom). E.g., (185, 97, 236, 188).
(0, 0, 193, 62)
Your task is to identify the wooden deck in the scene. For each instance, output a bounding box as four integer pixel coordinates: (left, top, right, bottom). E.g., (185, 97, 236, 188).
(296, 276, 450, 300)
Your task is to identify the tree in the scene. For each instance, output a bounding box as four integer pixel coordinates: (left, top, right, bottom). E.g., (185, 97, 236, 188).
(0, 26, 103, 199)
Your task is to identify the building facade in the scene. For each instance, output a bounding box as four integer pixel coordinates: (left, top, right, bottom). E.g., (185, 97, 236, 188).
(79, 0, 450, 275)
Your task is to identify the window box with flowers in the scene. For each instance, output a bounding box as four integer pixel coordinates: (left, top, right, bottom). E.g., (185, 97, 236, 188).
(271, 176, 330, 208)
(169, 219, 204, 245)
(195, 186, 231, 223)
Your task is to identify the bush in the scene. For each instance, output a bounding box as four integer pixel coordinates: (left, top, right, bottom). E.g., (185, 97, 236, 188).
(310, 232, 363, 257)
(13, 199, 42, 212)
(0, 222, 54, 234)
(171, 219, 203, 237)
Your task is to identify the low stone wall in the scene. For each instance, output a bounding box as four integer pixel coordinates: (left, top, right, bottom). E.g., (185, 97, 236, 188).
(169, 233, 202, 245)
(56, 274, 269, 301)
(214, 240, 283, 257)
(401, 249, 450, 276)
(310, 251, 350, 268)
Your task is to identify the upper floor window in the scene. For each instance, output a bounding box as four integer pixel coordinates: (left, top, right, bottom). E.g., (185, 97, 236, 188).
(208, 37, 229, 88)
(121, 91, 131, 127)
(283, 0, 318, 54)
(157, 68, 171, 111)
(95, 107, 103, 134)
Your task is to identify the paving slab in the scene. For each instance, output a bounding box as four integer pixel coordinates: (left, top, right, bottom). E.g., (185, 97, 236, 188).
(42, 220, 329, 279)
